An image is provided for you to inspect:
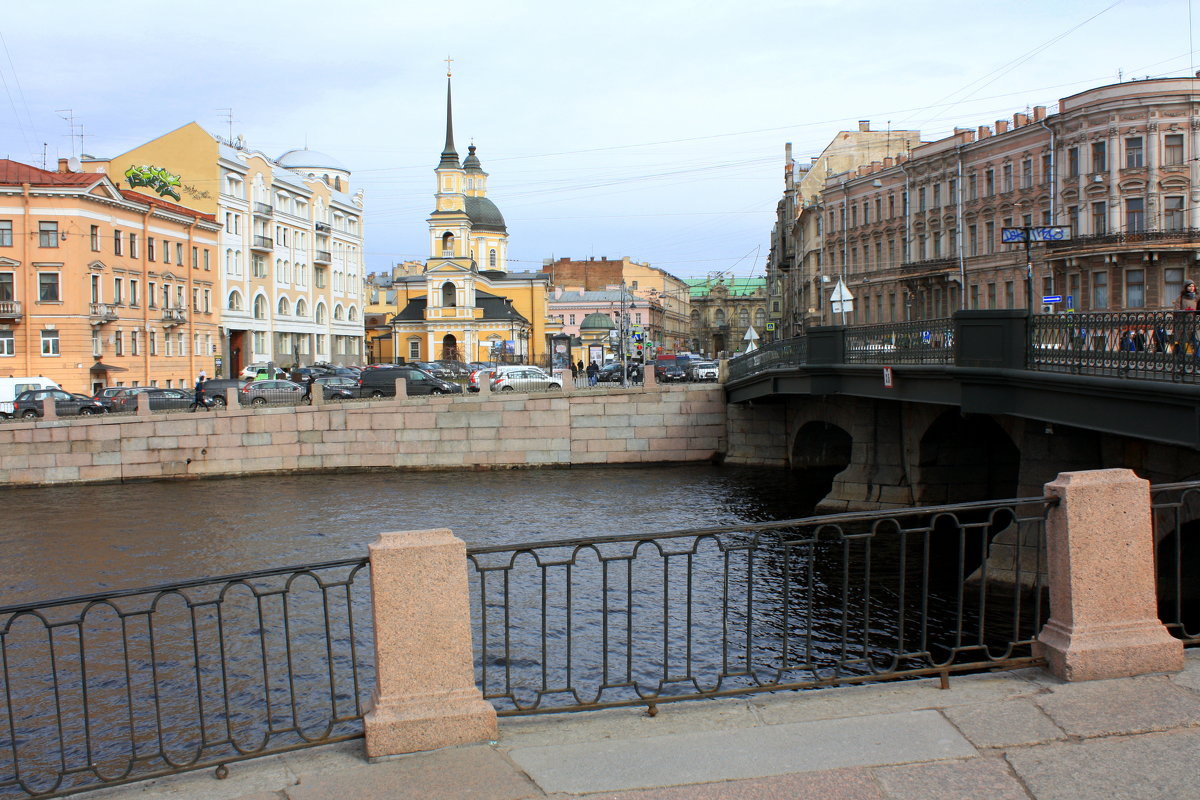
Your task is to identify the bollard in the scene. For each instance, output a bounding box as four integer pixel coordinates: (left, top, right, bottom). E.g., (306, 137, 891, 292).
(41, 396, 57, 420)
(394, 377, 408, 400)
(363, 529, 496, 757)
(224, 387, 239, 409)
(643, 365, 657, 388)
(557, 369, 572, 395)
(136, 390, 151, 417)
(1036, 468, 1184, 681)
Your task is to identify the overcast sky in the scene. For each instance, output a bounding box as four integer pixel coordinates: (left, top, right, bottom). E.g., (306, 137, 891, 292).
(0, 1, 1192, 281)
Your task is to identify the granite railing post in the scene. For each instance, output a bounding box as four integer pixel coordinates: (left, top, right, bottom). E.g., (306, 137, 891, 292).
(643, 365, 656, 388)
(224, 387, 239, 408)
(41, 396, 57, 420)
(1036, 468, 1184, 681)
(394, 377, 408, 400)
(136, 391, 151, 417)
(363, 528, 496, 757)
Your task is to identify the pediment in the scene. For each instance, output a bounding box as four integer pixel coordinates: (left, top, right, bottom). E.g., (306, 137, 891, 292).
(88, 260, 106, 271)
(425, 259, 472, 274)
(87, 178, 124, 201)
(0, 256, 19, 268)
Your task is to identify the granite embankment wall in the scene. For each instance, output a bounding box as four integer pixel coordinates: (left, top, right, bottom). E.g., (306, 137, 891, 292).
(0, 385, 727, 487)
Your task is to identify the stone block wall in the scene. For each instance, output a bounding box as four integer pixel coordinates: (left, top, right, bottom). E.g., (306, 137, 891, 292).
(0, 385, 727, 487)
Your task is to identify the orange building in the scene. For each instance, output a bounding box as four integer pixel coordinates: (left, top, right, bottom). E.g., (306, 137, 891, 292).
(0, 159, 221, 393)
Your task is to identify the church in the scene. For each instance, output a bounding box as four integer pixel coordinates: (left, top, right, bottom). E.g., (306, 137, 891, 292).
(377, 73, 560, 366)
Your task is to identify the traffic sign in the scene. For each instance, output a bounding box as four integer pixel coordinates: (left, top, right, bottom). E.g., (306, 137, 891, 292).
(765, 322, 776, 331)
(1043, 295, 1063, 304)
(830, 279, 854, 302)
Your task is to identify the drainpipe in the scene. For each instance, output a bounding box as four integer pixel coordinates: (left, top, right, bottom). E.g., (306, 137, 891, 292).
(21, 183, 32, 375)
(956, 145, 966, 309)
(1040, 115, 1057, 297)
(899, 159, 912, 318)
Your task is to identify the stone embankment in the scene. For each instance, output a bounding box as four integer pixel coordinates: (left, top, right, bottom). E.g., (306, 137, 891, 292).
(0, 385, 727, 487)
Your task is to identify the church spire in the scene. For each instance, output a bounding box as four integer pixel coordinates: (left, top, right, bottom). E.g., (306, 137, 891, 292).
(438, 67, 460, 169)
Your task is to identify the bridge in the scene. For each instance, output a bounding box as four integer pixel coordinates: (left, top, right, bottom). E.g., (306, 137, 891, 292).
(726, 309, 1200, 450)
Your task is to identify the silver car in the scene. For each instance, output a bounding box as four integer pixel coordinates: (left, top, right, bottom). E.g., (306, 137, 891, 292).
(690, 361, 719, 382)
(490, 367, 563, 392)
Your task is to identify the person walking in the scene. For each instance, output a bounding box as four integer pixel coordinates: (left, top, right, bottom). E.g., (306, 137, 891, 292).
(190, 374, 210, 412)
(1176, 280, 1200, 359)
(586, 360, 599, 387)
(302, 373, 316, 404)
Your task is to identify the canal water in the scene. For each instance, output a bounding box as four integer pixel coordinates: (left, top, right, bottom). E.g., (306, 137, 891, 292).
(1, 464, 820, 605)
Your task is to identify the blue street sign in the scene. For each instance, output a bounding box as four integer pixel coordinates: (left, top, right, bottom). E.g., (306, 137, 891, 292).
(1043, 295, 1063, 303)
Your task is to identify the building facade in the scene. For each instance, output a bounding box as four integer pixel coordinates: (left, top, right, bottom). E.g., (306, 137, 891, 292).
(797, 78, 1200, 326)
(84, 123, 366, 377)
(685, 277, 767, 357)
(0, 159, 220, 393)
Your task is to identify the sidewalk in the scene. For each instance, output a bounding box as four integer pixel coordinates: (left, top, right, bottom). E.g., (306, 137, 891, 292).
(92, 650, 1200, 800)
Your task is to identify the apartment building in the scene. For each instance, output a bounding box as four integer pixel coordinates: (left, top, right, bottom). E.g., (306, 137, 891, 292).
(810, 77, 1200, 325)
(84, 124, 365, 377)
(0, 159, 220, 393)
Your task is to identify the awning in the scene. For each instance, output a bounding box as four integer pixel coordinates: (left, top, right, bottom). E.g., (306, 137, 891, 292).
(90, 362, 129, 372)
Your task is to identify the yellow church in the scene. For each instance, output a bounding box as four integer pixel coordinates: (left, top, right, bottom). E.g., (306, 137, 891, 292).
(371, 74, 561, 365)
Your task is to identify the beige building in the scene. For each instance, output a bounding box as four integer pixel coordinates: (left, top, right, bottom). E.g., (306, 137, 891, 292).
(799, 77, 1200, 326)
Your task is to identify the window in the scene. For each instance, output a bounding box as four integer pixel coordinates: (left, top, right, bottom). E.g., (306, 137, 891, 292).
(203, 289, 210, 313)
(39, 221, 59, 247)
(1005, 281, 1015, 308)
(38, 272, 60, 302)
(489, 249, 497, 267)
(569, 314, 576, 325)
(131, 330, 139, 356)
(90, 225, 100, 251)
(1021, 158, 1032, 189)
(193, 288, 201, 311)
(0, 272, 13, 301)
(192, 246, 199, 268)
(0, 330, 13, 356)
(149, 331, 157, 356)
(1002, 164, 1013, 193)
(163, 240, 171, 264)
(113, 277, 123, 305)
(203, 249, 210, 270)
(987, 283, 997, 309)
(985, 222, 995, 254)
(176, 242, 184, 265)
(129, 233, 138, 258)
(0, 220, 11, 247)
(1126, 268, 1145, 308)
(252, 254, 267, 278)
(1165, 196, 1185, 230)
(1092, 201, 1107, 235)
(1164, 133, 1185, 166)
(932, 184, 941, 208)
(1125, 136, 1144, 168)
(253, 295, 267, 319)
(1092, 271, 1109, 309)
(1165, 267, 1185, 304)
(1041, 154, 1051, 183)
(129, 279, 139, 307)
(968, 225, 978, 256)
(409, 339, 421, 360)
(1067, 147, 1079, 177)
(917, 188, 926, 212)
(114, 330, 123, 356)
(1068, 205, 1080, 234)
(147, 238, 155, 261)
(1125, 198, 1144, 233)
(985, 169, 995, 195)
(1092, 141, 1106, 172)
(41, 330, 59, 355)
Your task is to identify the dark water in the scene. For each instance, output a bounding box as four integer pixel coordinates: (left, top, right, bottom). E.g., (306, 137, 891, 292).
(0, 465, 814, 606)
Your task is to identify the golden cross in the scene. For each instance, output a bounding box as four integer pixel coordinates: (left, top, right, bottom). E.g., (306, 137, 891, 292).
(445, 56, 453, 77)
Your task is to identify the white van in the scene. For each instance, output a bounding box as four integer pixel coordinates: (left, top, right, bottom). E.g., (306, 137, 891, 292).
(0, 377, 61, 417)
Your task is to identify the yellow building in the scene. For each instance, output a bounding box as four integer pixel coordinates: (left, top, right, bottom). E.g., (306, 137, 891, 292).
(0, 158, 221, 394)
(378, 76, 561, 364)
(84, 124, 366, 377)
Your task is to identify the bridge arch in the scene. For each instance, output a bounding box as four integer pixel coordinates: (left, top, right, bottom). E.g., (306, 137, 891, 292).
(916, 411, 1019, 506)
(790, 421, 853, 512)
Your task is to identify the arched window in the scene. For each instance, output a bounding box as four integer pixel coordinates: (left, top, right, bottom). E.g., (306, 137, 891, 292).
(253, 294, 268, 320)
(333, 303, 345, 321)
(315, 303, 327, 324)
(277, 297, 290, 316)
(754, 308, 767, 329)
(348, 306, 358, 322)
(296, 298, 308, 317)
(690, 309, 700, 325)
(441, 232, 454, 256)
(488, 249, 497, 268)
(227, 290, 243, 311)
(714, 308, 726, 325)
(738, 308, 750, 328)
(442, 281, 456, 307)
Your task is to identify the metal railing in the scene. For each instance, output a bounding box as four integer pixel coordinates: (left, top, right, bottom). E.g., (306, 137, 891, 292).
(1046, 228, 1200, 249)
(0, 559, 372, 799)
(467, 496, 1053, 715)
(1028, 311, 1200, 383)
(726, 337, 807, 382)
(1150, 480, 1200, 645)
(251, 236, 274, 251)
(845, 318, 955, 365)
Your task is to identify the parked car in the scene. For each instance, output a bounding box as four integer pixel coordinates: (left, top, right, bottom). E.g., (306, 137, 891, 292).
(108, 387, 198, 413)
(689, 361, 719, 382)
(411, 360, 453, 379)
(660, 364, 689, 383)
(200, 378, 245, 406)
(490, 367, 562, 392)
(91, 386, 127, 412)
(596, 363, 641, 383)
(238, 379, 304, 406)
(312, 376, 356, 401)
(436, 360, 473, 378)
(12, 389, 105, 418)
(0, 376, 60, 417)
(467, 364, 530, 392)
(357, 367, 462, 398)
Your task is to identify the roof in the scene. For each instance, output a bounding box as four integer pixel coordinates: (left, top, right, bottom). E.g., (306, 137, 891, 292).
(277, 149, 348, 172)
(579, 312, 616, 330)
(119, 189, 217, 222)
(389, 293, 530, 326)
(0, 159, 104, 187)
(465, 195, 506, 233)
(685, 277, 767, 299)
(551, 289, 628, 304)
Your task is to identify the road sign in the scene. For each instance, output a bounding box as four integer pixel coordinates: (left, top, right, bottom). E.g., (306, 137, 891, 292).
(765, 322, 776, 332)
(882, 366, 893, 389)
(1043, 295, 1063, 304)
(830, 279, 854, 302)
(1001, 226, 1072, 243)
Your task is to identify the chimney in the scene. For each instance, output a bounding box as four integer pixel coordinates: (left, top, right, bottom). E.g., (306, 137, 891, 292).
(1014, 112, 1029, 128)
(57, 158, 70, 173)
(978, 125, 992, 139)
(883, 156, 894, 167)
(995, 119, 1009, 134)
(1033, 105, 1047, 122)
(858, 120, 870, 132)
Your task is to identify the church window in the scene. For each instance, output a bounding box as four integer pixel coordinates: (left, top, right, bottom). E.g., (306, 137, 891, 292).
(441, 232, 454, 257)
(489, 249, 497, 268)
(442, 281, 456, 307)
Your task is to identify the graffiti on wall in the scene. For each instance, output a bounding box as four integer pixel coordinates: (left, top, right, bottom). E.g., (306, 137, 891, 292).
(124, 164, 182, 201)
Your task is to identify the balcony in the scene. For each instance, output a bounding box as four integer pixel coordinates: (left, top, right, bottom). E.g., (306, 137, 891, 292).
(315, 221, 331, 233)
(161, 307, 187, 326)
(254, 202, 274, 217)
(900, 257, 958, 277)
(251, 235, 274, 251)
(1046, 228, 1200, 250)
(0, 299, 21, 321)
(89, 302, 119, 324)
(315, 250, 332, 264)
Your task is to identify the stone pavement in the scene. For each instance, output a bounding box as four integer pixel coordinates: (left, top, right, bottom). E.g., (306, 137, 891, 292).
(91, 650, 1200, 800)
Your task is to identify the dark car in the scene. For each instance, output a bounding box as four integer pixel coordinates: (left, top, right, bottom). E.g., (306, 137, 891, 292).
(200, 378, 245, 407)
(411, 361, 453, 379)
(357, 366, 462, 397)
(92, 386, 127, 412)
(312, 376, 356, 401)
(108, 387, 198, 413)
(660, 364, 688, 383)
(238, 379, 304, 406)
(13, 389, 105, 418)
(436, 360, 472, 378)
(597, 363, 641, 383)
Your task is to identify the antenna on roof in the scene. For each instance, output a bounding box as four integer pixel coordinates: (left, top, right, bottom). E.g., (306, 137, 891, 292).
(55, 109, 82, 159)
(216, 108, 235, 144)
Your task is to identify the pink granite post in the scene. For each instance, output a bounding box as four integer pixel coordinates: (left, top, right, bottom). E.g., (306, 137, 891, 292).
(363, 528, 496, 757)
(643, 365, 657, 388)
(1036, 468, 1184, 681)
(136, 391, 151, 417)
(394, 377, 408, 400)
(557, 369, 572, 394)
(224, 387, 239, 408)
(41, 396, 57, 420)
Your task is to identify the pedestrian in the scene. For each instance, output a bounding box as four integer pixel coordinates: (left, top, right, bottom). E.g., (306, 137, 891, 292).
(192, 374, 210, 411)
(303, 373, 315, 403)
(1177, 281, 1198, 311)
(576, 359, 584, 375)
(1175, 281, 1200, 358)
(586, 360, 599, 387)
(570, 361, 579, 379)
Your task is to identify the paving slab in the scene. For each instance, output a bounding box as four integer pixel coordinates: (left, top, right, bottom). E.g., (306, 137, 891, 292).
(871, 757, 1030, 800)
(1006, 729, 1200, 800)
(1171, 649, 1200, 693)
(943, 697, 1066, 749)
(563, 767, 884, 799)
(751, 671, 1043, 726)
(507, 709, 976, 795)
(1033, 675, 1200, 737)
(284, 745, 539, 800)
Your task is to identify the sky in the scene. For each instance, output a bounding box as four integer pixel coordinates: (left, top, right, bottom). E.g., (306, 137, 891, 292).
(0, 0, 1194, 282)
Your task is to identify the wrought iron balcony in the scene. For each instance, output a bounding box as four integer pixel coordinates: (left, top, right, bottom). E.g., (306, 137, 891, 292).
(315, 249, 332, 263)
(251, 235, 274, 251)
(88, 302, 118, 324)
(161, 307, 187, 326)
(253, 202, 274, 216)
(1046, 228, 1200, 249)
(900, 256, 958, 275)
(315, 221, 331, 233)
(0, 299, 21, 321)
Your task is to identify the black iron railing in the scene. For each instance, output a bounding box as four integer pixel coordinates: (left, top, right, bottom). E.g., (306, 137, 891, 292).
(0, 559, 372, 799)
(467, 496, 1053, 716)
(726, 337, 807, 382)
(845, 318, 955, 365)
(1046, 228, 1200, 248)
(1028, 311, 1200, 384)
(1150, 480, 1200, 646)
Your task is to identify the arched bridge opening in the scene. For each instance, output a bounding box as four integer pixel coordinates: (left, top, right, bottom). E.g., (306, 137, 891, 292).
(790, 421, 853, 514)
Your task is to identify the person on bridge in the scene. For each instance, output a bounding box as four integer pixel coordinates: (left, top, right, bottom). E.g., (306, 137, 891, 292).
(1176, 281, 1198, 311)
(586, 360, 599, 386)
(1175, 281, 1199, 358)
